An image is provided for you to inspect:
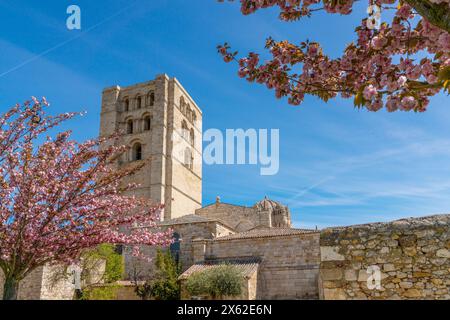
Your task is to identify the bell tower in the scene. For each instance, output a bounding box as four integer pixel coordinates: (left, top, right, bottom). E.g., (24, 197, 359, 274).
(100, 74, 202, 220)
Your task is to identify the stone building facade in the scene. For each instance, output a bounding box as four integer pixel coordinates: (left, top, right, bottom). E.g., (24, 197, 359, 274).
(187, 228, 320, 299)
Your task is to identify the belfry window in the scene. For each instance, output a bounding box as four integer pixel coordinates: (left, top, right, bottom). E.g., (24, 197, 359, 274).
(184, 147, 193, 170)
(190, 129, 195, 146)
(144, 116, 151, 131)
(180, 97, 185, 114)
(136, 96, 142, 109)
(127, 119, 133, 134)
(132, 143, 142, 161)
(148, 92, 155, 106)
(181, 121, 188, 140)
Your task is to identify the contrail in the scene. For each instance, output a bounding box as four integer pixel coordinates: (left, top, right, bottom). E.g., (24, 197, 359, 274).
(289, 176, 335, 201)
(0, 1, 139, 78)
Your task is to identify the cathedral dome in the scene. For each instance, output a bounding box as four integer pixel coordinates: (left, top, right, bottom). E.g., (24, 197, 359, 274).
(254, 196, 285, 211)
(254, 196, 292, 228)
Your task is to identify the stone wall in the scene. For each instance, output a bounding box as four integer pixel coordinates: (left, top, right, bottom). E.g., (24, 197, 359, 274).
(196, 203, 271, 232)
(193, 231, 320, 299)
(0, 267, 43, 300)
(0, 265, 77, 300)
(319, 214, 450, 300)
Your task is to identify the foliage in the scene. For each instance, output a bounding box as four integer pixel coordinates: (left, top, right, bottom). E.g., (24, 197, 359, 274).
(80, 284, 121, 301)
(82, 244, 124, 284)
(218, 0, 450, 112)
(135, 249, 181, 300)
(185, 264, 243, 299)
(0, 99, 171, 300)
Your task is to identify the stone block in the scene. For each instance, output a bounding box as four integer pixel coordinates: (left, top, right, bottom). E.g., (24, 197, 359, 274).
(320, 246, 345, 261)
(323, 288, 347, 300)
(436, 249, 450, 258)
(321, 268, 343, 281)
(344, 269, 357, 281)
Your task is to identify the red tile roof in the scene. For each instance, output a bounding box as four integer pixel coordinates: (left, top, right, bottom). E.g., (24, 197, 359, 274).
(179, 258, 260, 280)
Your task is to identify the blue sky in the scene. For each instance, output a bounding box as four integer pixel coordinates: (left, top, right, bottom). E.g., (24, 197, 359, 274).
(1, 0, 449, 229)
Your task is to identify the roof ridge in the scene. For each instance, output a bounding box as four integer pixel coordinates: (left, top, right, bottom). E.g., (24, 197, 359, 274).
(214, 228, 319, 241)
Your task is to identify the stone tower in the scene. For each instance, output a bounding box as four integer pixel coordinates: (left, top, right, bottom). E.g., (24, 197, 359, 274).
(100, 74, 202, 220)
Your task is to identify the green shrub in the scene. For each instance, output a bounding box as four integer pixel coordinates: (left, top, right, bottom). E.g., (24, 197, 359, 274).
(185, 264, 243, 299)
(79, 244, 124, 300)
(81, 284, 120, 300)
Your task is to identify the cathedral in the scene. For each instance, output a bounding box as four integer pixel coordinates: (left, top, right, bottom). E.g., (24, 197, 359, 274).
(100, 74, 321, 300)
(2, 74, 449, 301)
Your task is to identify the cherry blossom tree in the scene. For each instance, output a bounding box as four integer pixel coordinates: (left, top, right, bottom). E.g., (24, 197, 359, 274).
(0, 98, 171, 300)
(218, 0, 450, 112)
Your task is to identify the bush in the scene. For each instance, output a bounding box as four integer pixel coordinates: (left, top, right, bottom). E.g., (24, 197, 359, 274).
(79, 244, 124, 300)
(80, 284, 120, 300)
(185, 264, 243, 299)
(135, 249, 181, 300)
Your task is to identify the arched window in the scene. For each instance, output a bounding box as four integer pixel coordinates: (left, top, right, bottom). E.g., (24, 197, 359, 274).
(184, 147, 193, 170)
(192, 112, 197, 125)
(132, 143, 142, 161)
(144, 116, 151, 131)
(127, 119, 133, 134)
(170, 232, 181, 263)
(181, 121, 188, 140)
(190, 128, 195, 146)
(180, 97, 185, 114)
(187, 106, 192, 121)
(136, 96, 142, 109)
(147, 92, 155, 106)
(124, 98, 130, 112)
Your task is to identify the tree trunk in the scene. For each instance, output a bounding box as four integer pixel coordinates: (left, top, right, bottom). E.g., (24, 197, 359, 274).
(2, 276, 19, 300)
(405, 0, 450, 33)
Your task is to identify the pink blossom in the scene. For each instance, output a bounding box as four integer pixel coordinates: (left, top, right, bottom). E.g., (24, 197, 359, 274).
(401, 96, 417, 110)
(363, 85, 378, 100)
(0, 100, 171, 299)
(218, 0, 450, 112)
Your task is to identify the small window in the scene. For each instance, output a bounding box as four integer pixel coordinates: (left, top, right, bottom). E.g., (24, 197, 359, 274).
(184, 147, 193, 169)
(181, 121, 188, 140)
(133, 143, 142, 161)
(124, 99, 129, 112)
(144, 116, 151, 131)
(170, 232, 181, 264)
(127, 119, 133, 134)
(187, 106, 192, 121)
(114, 245, 123, 255)
(190, 129, 195, 146)
(180, 97, 185, 114)
(148, 92, 155, 106)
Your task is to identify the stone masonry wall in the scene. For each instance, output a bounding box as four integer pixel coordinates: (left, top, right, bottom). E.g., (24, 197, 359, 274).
(0, 264, 77, 300)
(196, 203, 270, 232)
(0, 267, 43, 300)
(319, 214, 450, 300)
